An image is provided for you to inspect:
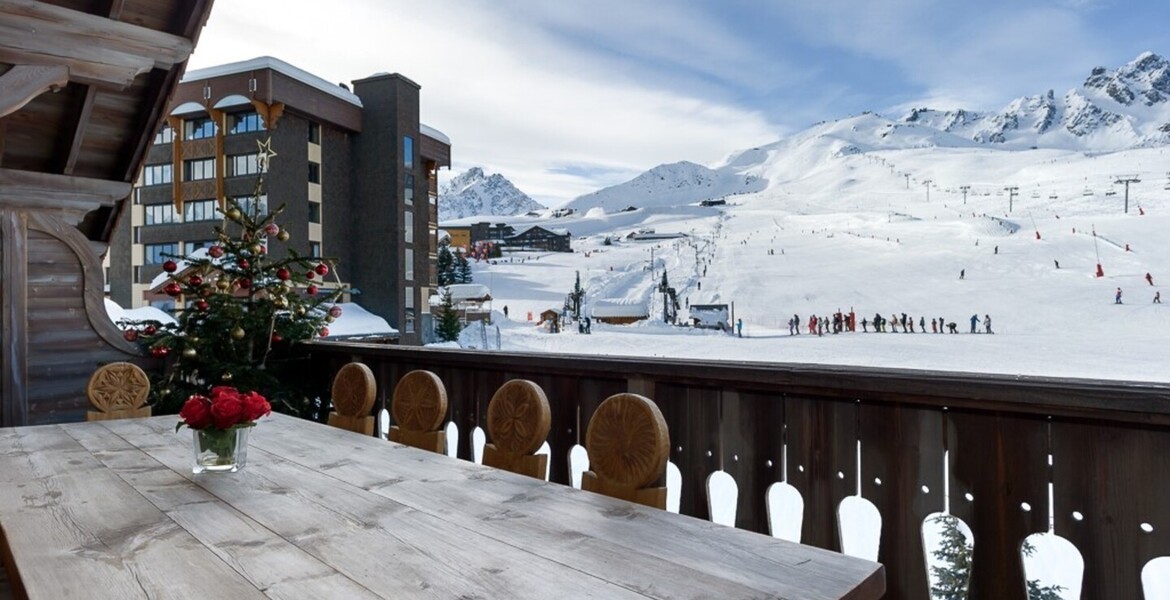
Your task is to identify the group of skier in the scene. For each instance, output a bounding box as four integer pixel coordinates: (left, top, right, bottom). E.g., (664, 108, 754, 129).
(786, 310, 993, 336)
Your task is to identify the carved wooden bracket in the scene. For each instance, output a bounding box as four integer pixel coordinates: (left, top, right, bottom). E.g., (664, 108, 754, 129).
(0, 64, 68, 118)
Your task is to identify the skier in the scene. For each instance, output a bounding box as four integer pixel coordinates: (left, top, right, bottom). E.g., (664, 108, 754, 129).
(1146, 272, 1154, 286)
(994, 246, 999, 254)
(503, 305, 509, 318)
(947, 321, 958, 334)
(931, 318, 938, 333)
(919, 316, 926, 333)
(861, 318, 869, 332)
(808, 315, 817, 335)
(960, 269, 965, 280)
(1115, 287, 1123, 304)
(938, 316, 945, 334)
(1156, 291, 1162, 304)
(793, 314, 801, 335)
(969, 314, 979, 333)
(736, 318, 743, 338)
(983, 314, 993, 334)
(1054, 260, 1060, 269)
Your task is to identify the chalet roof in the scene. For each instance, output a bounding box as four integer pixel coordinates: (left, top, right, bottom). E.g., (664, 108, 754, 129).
(509, 225, 571, 238)
(320, 303, 398, 339)
(430, 284, 492, 304)
(183, 56, 363, 107)
(591, 299, 649, 318)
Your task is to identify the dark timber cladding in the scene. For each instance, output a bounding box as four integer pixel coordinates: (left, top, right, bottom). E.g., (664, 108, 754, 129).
(0, 0, 215, 426)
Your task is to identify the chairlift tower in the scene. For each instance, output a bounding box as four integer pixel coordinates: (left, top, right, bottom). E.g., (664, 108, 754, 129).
(1004, 186, 1019, 212)
(1114, 175, 1140, 213)
(959, 185, 970, 204)
(923, 179, 932, 202)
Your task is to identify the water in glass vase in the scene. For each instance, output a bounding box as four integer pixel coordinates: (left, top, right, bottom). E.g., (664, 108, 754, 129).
(192, 427, 250, 473)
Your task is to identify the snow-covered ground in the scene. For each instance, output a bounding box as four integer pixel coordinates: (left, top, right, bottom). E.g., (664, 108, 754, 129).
(441, 141, 1170, 598)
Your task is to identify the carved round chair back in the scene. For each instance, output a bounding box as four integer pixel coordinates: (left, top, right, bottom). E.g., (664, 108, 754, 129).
(483, 379, 551, 478)
(389, 370, 449, 453)
(327, 362, 376, 435)
(86, 362, 151, 421)
(582, 393, 670, 508)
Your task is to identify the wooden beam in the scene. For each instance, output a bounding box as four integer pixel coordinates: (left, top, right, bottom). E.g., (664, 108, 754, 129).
(0, 168, 131, 209)
(1, 210, 29, 427)
(0, 0, 194, 89)
(63, 85, 97, 175)
(0, 64, 68, 118)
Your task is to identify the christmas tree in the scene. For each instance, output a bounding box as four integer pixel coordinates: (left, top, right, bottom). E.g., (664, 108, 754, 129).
(435, 288, 463, 342)
(120, 139, 344, 415)
(437, 243, 455, 286)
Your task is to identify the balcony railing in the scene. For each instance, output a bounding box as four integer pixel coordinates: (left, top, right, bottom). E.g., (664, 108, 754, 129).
(303, 341, 1170, 599)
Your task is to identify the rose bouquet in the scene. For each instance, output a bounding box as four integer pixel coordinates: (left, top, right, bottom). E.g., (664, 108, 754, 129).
(178, 386, 271, 472)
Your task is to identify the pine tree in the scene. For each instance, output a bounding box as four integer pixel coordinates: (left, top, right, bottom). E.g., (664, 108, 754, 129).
(435, 288, 463, 342)
(437, 244, 455, 286)
(455, 252, 473, 284)
(929, 514, 972, 600)
(119, 143, 344, 416)
(569, 270, 585, 320)
(1022, 539, 1066, 600)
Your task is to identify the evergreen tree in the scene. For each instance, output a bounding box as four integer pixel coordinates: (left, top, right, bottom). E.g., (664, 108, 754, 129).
(1022, 539, 1066, 600)
(437, 244, 455, 286)
(119, 144, 344, 416)
(455, 252, 473, 284)
(569, 270, 585, 320)
(929, 514, 972, 600)
(435, 289, 463, 342)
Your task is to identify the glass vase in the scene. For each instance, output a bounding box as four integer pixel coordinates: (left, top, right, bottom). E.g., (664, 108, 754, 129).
(191, 427, 250, 473)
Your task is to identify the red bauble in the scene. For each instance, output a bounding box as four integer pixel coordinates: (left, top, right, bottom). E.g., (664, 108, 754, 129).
(189, 274, 203, 286)
(276, 267, 291, 281)
(208, 246, 224, 258)
(195, 299, 210, 311)
(305, 270, 316, 280)
(238, 259, 250, 270)
(238, 278, 252, 289)
(328, 305, 343, 318)
(144, 324, 157, 335)
(264, 223, 280, 236)
(150, 346, 169, 358)
(164, 282, 182, 297)
(162, 260, 178, 273)
(306, 284, 318, 295)
(271, 333, 283, 343)
(315, 263, 329, 276)
(318, 326, 330, 337)
(122, 329, 138, 342)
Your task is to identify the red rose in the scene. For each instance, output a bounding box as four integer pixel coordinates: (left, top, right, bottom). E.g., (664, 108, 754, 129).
(210, 394, 246, 429)
(241, 391, 271, 422)
(209, 386, 240, 402)
(179, 395, 212, 430)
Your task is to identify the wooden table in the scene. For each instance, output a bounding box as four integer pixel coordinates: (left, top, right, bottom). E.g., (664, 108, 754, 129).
(0, 414, 884, 599)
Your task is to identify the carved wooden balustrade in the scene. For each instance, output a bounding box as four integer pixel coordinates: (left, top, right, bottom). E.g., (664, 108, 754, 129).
(303, 341, 1170, 599)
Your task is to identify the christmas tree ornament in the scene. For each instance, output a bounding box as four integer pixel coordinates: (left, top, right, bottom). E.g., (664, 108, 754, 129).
(276, 229, 290, 242)
(144, 324, 157, 335)
(276, 267, 290, 280)
(318, 326, 330, 337)
(216, 278, 231, 291)
(164, 282, 182, 297)
(238, 259, 250, 270)
(189, 274, 203, 286)
(221, 372, 233, 382)
(306, 284, 318, 295)
(182, 347, 197, 359)
(325, 315, 335, 323)
(208, 245, 224, 258)
(122, 329, 138, 342)
(249, 243, 263, 255)
(294, 305, 307, 316)
(314, 263, 329, 276)
(305, 270, 315, 280)
(231, 326, 246, 340)
(151, 346, 169, 358)
(195, 299, 210, 311)
(238, 278, 252, 289)
(188, 336, 200, 344)
(328, 305, 343, 318)
(226, 207, 242, 221)
(163, 260, 178, 273)
(271, 333, 283, 343)
(273, 296, 288, 309)
(264, 223, 280, 236)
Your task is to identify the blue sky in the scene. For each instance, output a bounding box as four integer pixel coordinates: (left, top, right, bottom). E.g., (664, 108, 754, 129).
(189, 0, 1169, 206)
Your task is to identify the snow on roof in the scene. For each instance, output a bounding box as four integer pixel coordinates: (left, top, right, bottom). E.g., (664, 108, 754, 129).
(591, 299, 649, 318)
(430, 284, 492, 304)
(104, 298, 177, 326)
(420, 123, 450, 145)
(182, 56, 363, 107)
(322, 303, 397, 338)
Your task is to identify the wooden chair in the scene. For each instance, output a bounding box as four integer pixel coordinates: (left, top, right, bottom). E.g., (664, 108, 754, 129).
(327, 362, 376, 435)
(482, 379, 551, 479)
(389, 370, 448, 453)
(86, 362, 151, 421)
(582, 393, 670, 509)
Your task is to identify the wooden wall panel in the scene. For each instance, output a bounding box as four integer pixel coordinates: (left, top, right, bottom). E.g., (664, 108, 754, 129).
(785, 394, 858, 552)
(1052, 420, 1170, 598)
(720, 388, 784, 534)
(860, 402, 945, 600)
(948, 410, 1049, 599)
(658, 382, 721, 520)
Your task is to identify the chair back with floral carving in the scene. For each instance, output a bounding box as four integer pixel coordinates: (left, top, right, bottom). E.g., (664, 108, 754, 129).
(389, 370, 448, 453)
(86, 362, 151, 421)
(582, 393, 670, 509)
(483, 379, 551, 479)
(327, 362, 376, 436)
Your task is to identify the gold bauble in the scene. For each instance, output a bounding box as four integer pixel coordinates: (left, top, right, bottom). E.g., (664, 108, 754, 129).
(226, 207, 242, 221)
(230, 326, 246, 340)
(221, 372, 233, 382)
(188, 336, 200, 344)
(216, 279, 230, 290)
(273, 296, 288, 309)
(182, 347, 197, 359)
(294, 305, 307, 316)
(276, 230, 290, 242)
(249, 243, 263, 255)
(325, 315, 335, 323)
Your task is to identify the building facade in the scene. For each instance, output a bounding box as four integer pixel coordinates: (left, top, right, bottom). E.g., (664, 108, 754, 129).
(109, 57, 450, 345)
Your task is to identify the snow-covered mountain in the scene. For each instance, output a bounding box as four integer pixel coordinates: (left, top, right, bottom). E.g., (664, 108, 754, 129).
(900, 52, 1170, 150)
(438, 167, 544, 222)
(563, 161, 765, 213)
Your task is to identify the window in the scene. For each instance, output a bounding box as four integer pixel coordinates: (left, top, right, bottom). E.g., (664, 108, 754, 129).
(143, 164, 172, 186)
(228, 111, 264, 135)
(183, 158, 215, 181)
(184, 199, 218, 222)
(405, 287, 414, 309)
(404, 210, 414, 244)
(145, 243, 179, 265)
(308, 161, 321, 184)
(405, 309, 415, 334)
(404, 174, 414, 205)
(184, 117, 215, 140)
(308, 122, 320, 144)
(186, 240, 216, 253)
(309, 242, 321, 258)
(405, 248, 414, 281)
(228, 153, 260, 177)
(403, 136, 414, 169)
(154, 125, 174, 145)
(308, 201, 321, 224)
(234, 195, 268, 217)
(144, 204, 178, 225)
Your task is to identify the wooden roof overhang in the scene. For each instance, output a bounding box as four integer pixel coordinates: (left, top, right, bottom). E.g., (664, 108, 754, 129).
(0, 0, 214, 240)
